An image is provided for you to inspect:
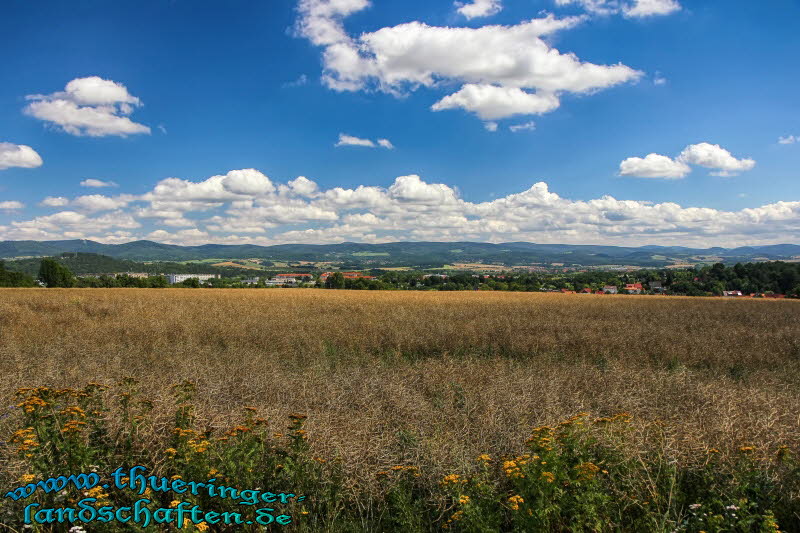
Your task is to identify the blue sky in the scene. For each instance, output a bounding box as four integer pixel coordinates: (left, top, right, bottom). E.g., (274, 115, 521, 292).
(0, 0, 798, 247)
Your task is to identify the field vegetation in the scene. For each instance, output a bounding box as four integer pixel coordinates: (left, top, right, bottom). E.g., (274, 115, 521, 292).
(1, 289, 798, 531)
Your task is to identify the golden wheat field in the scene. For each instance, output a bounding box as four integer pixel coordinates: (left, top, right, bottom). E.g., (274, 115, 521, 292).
(1, 288, 799, 490)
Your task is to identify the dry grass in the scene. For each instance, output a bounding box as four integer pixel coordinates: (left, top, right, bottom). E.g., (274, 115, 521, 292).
(1, 288, 799, 492)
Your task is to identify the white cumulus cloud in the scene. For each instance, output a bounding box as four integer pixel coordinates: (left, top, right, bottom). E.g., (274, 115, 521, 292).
(335, 134, 375, 147)
(623, 0, 680, 18)
(555, 0, 680, 18)
(778, 135, 797, 145)
(509, 121, 536, 132)
(80, 178, 119, 188)
(3, 169, 800, 247)
(456, 0, 502, 19)
(24, 76, 150, 137)
(336, 133, 394, 148)
(619, 153, 691, 179)
(40, 197, 70, 207)
(677, 143, 756, 176)
(0, 201, 25, 210)
(297, 3, 641, 125)
(0, 143, 43, 170)
(620, 143, 756, 179)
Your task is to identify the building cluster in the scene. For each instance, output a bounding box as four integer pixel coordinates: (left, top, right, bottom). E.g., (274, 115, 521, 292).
(164, 273, 219, 284)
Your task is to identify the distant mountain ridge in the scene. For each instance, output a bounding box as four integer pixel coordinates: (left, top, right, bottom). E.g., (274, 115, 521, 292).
(1, 239, 799, 268)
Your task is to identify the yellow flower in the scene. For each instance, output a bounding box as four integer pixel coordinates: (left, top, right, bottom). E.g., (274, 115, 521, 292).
(85, 486, 109, 501)
(440, 474, 464, 485)
(476, 454, 491, 462)
(165, 448, 178, 456)
(541, 471, 556, 483)
(507, 495, 524, 511)
(740, 446, 755, 453)
(195, 523, 209, 531)
(171, 500, 181, 508)
(208, 469, 219, 477)
(458, 495, 470, 505)
(575, 462, 600, 481)
(19, 474, 35, 483)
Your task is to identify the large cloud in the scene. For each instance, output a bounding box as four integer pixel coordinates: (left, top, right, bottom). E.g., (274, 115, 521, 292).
(296, 2, 642, 123)
(620, 143, 756, 179)
(24, 77, 150, 137)
(4, 169, 799, 247)
(0, 143, 43, 170)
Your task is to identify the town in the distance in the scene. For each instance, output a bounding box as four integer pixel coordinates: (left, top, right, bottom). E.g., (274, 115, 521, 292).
(1, 239, 799, 297)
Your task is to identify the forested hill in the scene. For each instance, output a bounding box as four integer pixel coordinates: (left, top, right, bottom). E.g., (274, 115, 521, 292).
(0, 239, 799, 267)
(4, 253, 255, 277)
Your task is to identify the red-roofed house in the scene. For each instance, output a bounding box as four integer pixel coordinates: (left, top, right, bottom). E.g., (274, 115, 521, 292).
(624, 283, 643, 294)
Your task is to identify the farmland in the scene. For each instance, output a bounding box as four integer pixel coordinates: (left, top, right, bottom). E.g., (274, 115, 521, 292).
(1, 289, 799, 531)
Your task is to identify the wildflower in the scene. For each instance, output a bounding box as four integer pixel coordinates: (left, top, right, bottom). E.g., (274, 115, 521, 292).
(18, 396, 47, 413)
(19, 474, 35, 483)
(458, 495, 470, 505)
(476, 454, 491, 462)
(171, 500, 181, 508)
(541, 472, 555, 483)
(507, 495, 524, 511)
(502, 460, 524, 479)
(195, 523, 209, 532)
(725, 505, 739, 511)
(708, 448, 721, 454)
(60, 406, 87, 418)
(244, 406, 257, 412)
(689, 504, 702, 510)
(301, 511, 309, 515)
(61, 420, 87, 435)
(208, 469, 219, 477)
(739, 446, 755, 453)
(575, 462, 600, 481)
(85, 487, 109, 502)
(440, 474, 464, 485)
(288, 413, 307, 421)
(188, 438, 210, 453)
(165, 448, 178, 456)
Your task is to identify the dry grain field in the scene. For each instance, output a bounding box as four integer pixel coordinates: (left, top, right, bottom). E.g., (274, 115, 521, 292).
(1, 288, 799, 531)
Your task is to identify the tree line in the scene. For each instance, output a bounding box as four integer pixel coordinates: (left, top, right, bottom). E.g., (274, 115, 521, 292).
(1, 257, 799, 297)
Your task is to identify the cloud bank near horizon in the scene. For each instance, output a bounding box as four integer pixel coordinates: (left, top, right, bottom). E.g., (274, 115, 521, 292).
(1, 169, 798, 248)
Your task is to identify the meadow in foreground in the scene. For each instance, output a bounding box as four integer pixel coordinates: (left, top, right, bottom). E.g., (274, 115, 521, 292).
(1, 289, 798, 531)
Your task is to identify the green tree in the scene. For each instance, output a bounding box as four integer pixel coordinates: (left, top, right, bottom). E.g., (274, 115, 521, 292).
(0, 261, 35, 287)
(181, 277, 201, 288)
(325, 272, 345, 289)
(38, 258, 75, 287)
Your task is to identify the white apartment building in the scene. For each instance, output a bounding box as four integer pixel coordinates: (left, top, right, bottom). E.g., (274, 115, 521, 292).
(165, 273, 219, 284)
